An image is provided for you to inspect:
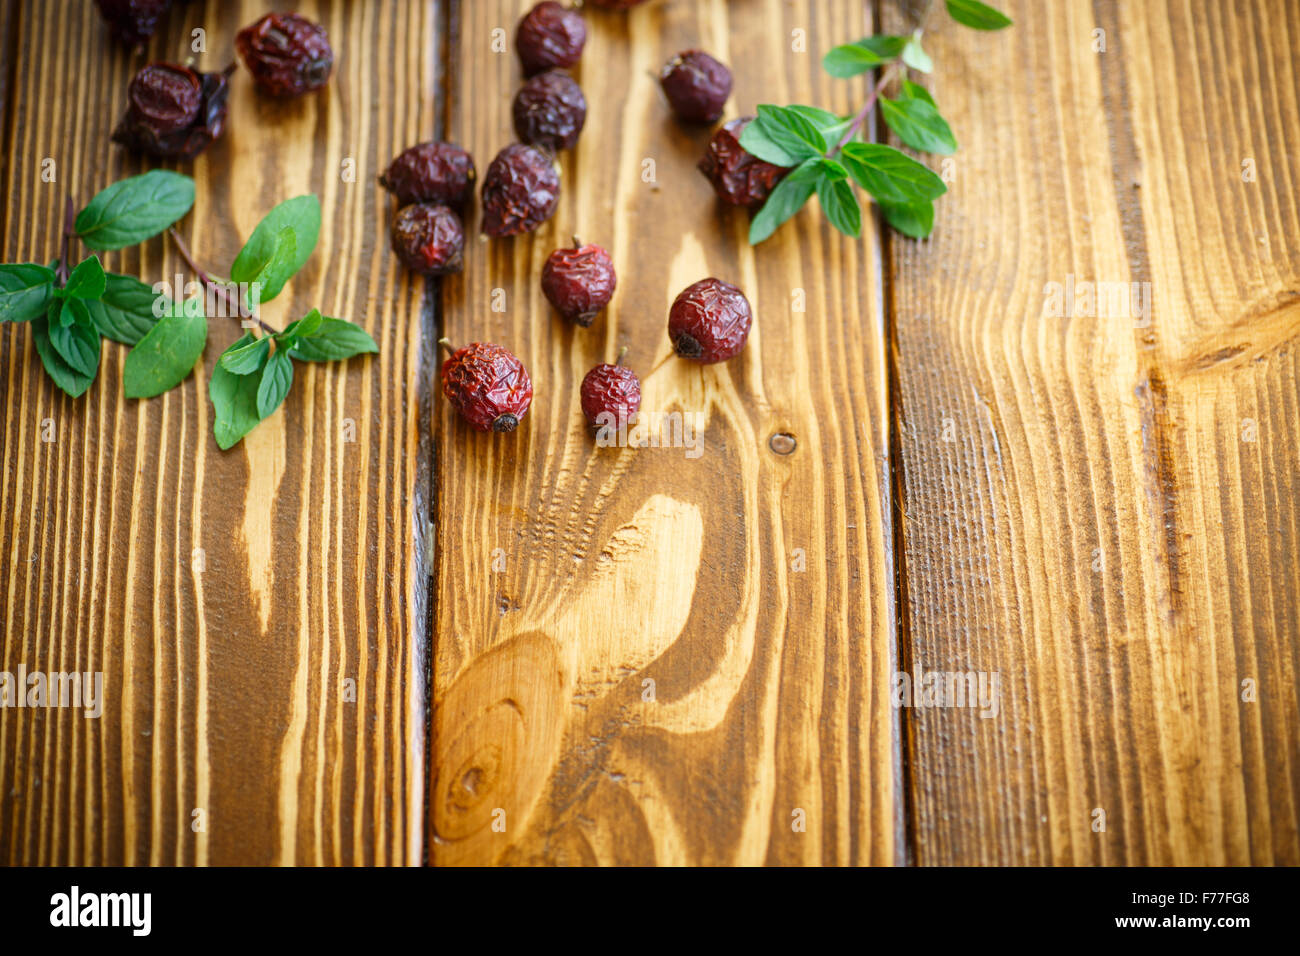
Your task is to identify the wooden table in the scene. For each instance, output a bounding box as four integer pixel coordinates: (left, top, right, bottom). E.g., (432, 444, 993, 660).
(1, 0, 1296, 866)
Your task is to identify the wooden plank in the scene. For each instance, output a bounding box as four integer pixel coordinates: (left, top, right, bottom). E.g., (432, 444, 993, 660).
(432, 0, 897, 865)
(887, 0, 1300, 864)
(0, 0, 435, 865)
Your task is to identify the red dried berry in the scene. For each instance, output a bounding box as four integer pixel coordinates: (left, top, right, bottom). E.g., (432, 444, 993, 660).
(698, 116, 792, 208)
(516, 2, 586, 76)
(235, 12, 333, 98)
(581, 361, 641, 432)
(481, 143, 561, 238)
(668, 278, 752, 364)
(111, 62, 233, 160)
(542, 240, 616, 327)
(513, 71, 587, 152)
(391, 204, 465, 276)
(94, 0, 172, 47)
(440, 342, 534, 433)
(379, 142, 476, 208)
(659, 50, 732, 123)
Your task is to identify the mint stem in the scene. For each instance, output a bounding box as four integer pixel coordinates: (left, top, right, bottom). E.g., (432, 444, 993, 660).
(831, 65, 897, 155)
(55, 197, 74, 284)
(168, 227, 280, 335)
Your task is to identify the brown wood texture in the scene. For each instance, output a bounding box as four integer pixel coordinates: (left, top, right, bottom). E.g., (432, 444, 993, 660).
(887, 0, 1300, 864)
(431, 0, 897, 865)
(0, 0, 435, 864)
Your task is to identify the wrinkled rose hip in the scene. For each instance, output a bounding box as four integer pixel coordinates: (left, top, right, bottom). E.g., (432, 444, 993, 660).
(513, 71, 587, 152)
(659, 50, 732, 123)
(379, 142, 476, 208)
(94, 0, 172, 47)
(481, 143, 561, 238)
(111, 62, 233, 160)
(516, 2, 586, 76)
(542, 240, 616, 327)
(581, 360, 641, 432)
(391, 204, 465, 276)
(441, 342, 534, 432)
(668, 278, 752, 363)
(236, 12, 334, 98)
(698, 116, 792, 207)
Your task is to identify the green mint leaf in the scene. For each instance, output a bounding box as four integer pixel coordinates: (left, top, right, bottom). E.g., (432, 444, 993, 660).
(945, 0, 1013, 30)
(817, 177, 862, 238)
(0, 264, 56, 322)
(85, 273, 166, 345)
(880, 198, 936, 239)
(786, 106, 854, 146)
(230, 195, 321, 304)
(123, 298, 207, 399)
(901, 79, 937, 106)
(276, 307, 325, 349)
(860, 35, 910, 59)
(822, 43, 887, 78)
(286, 317, 379, 362)
(75, 170, 195, 251)
(754, 105, 827, 162)
(748, 159, 821, 244)
(49, 300, 101, 377)
(902, 33, 933, 73)
(816, 158, 850, 181)
(31, 306, 95, 397)
(219, 335, 271, 374)
(256, 349, 294, 419)
(739, 121, 805, 167)
(62, 255, 107, 300)
(880, 96, 958, 155)
(209, 347, 265, 450)
(841, 142, 947, 203)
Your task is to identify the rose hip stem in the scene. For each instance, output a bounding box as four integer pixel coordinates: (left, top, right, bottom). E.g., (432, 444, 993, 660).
(168, 227, 280, 335)
(438, 337, 456, 357)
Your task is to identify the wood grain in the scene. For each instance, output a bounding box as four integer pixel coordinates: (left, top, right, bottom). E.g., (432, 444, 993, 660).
(0, 0, 435, 865)
(431, 0, 898, 866)
(886, 0, 1300, 864)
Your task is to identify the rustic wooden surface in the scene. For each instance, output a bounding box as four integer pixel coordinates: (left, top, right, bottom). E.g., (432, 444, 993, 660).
(886, 0, 1300, 864)
(0, 0, 434, 864)
(431, 0, 896, 866)
(1, 0, 1297, 867)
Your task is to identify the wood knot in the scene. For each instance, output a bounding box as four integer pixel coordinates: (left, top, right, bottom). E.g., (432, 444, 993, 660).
(768, 432, 796, 455)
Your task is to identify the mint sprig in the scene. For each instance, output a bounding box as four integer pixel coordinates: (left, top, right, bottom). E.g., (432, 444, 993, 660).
(748, 0, 1011, 243)
(2, 172, 378, 449)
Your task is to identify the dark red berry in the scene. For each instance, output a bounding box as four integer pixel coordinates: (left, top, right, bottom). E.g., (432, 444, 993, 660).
(379, 142, 476, 208)
(94, 0, 172, 47)
(235, 12, 333, 98)
(513, 71, 587, 152)
(659, 50, 732, 123)
(111, 62, 233, 160)
(440, 342, 534, 433)
(698, 116, 792, 208)
(516, 2, 586, 76)
(668, 278, 752, 364)
(481, 143, 561, 238)
(391, 204, 464, 276)
(581, 361, 641, 432)
(542, 240, 615, 327)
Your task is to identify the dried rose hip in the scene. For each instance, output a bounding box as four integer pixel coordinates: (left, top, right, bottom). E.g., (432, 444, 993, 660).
(659, 50, 732, 123)
(94, 0, 172, 47)
(391, 204, 465, 276)
(513, 71, 587, 152)
(111, 62, 233, 160)
(581, 358, 641, 432)
(698, 116, 792, 208)
(379, 142, 476, 208)
(516, 2, 586, 76)
(440, 341, 534, 433)
(481, 143, 561, 238)
(236, 12, 333, 98)
(542, 239, 615, 327)
(668, 278, 752, 364)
